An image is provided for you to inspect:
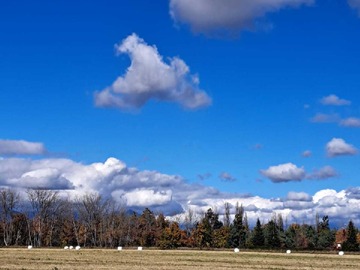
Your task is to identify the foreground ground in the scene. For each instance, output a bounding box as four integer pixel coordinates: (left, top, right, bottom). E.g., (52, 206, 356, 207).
(0, 248, 359, 270)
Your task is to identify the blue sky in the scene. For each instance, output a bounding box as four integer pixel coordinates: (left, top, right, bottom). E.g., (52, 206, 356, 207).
(1, 0, 360, 226)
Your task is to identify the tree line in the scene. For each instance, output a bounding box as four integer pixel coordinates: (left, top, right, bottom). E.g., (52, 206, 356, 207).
(0, 188, 359, 251)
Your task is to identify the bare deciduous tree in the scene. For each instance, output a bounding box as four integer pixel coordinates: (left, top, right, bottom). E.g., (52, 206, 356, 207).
(0, 189, 20, 246)
(26, 189, 59, 247)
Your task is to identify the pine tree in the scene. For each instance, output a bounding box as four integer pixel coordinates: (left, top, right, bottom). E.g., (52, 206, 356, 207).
(316, 216, 335, 250)
(265, 220, 281, 249)
(251, 218, 264, 248)
(228, 203, 246, 248)
(343, 220, 359, 251)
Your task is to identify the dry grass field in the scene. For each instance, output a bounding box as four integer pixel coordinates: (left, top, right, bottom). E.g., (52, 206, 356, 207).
(0, 248, 359, 270)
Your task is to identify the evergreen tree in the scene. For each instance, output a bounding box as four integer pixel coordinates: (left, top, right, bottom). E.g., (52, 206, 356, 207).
(304, 224, 317, 250)
(285, 224, 297, 249)
(276, 214, 286, 248)
(251, 218, 264, 248)
(194, 208, 223, 248)
(316, 216, 335, 250)
(223, 202, 231, 228)
(228, 204, 246, 248)
(265, 220, 281, 249)
(343, 220, 359, 251)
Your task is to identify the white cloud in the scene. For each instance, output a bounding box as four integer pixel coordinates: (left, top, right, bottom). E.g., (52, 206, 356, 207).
(169, 0, 313, 34)
(261, 163, 337, 182)
(310, 113, 340, 123)
(0, 139, 46, 155)
(8, 168, 74, 190)
(260, 163, 306, 183)
(320, 94, 351, 106)
(313, 189, 346, 205)
(286, 191, 312, 202)
(283, 200, 314, 210)
(302, 150, 312, 157)
(1, 156, 360, 225)
(340, 117, 360, 127)
(219, 172, 236, 182)
(326, 138, 357, 157)
(118, 189, 173, 207)
(197, 172, 212, 181)
(311, 114, 360, 128)
(348, 0, 360, 15)
(94, 33, 211, 110)
(309, 166, 338, 180)
(346, 187, 360, 199)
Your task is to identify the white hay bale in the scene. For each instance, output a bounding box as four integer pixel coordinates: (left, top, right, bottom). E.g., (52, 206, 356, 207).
(337, 243, 342, 249)
(234, 248, 240, 253)
(69, 245, 74, 249)
(286, 250, 291, 254)
(117, 246, 123, 251)
(339, 251, 344, 256)
(64, 246, 69, 250)
(75, 246, 81, 250)
(137, 246, 143, 251)
(27, 245, 33, 249)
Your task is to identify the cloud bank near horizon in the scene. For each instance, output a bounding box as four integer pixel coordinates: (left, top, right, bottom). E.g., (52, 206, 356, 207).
(0, 155, 358, 226)
(94, 33, 211, 110)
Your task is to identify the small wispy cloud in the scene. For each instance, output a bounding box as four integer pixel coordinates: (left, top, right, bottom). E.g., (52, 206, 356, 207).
(302, 150, 312, 158)
(253, 143, 263, 150)
(348, 0, 360, 15)
(320, 94, 351, 106)
(311, 114, 360, 128)
(260, 163, 306, 183)
(219, 172, 237, 182)
(339, 117, 360, 127)
(0, 139, 46, 156)
(309, 166, 338, 180)
(326, 138, 357, 157)
(197, 172, 212, 181)
(310, 113, 340, 123)
(260, 163, 338, 183)
(286, 191, 312, 202)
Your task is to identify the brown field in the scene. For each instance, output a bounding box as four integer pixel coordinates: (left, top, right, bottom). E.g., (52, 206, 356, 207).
(0, 248, 359, 270)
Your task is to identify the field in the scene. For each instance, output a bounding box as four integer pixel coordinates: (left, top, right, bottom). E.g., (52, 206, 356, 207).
(0, 248, 359, 270)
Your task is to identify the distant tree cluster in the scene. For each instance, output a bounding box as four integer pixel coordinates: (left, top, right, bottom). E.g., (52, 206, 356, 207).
(0, 188, 359, 251)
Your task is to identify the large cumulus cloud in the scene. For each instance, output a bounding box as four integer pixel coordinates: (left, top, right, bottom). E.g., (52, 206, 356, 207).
(169, 0, 313, 34)
(1, 156, 359, 225)
(94, 33, 211, 110)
